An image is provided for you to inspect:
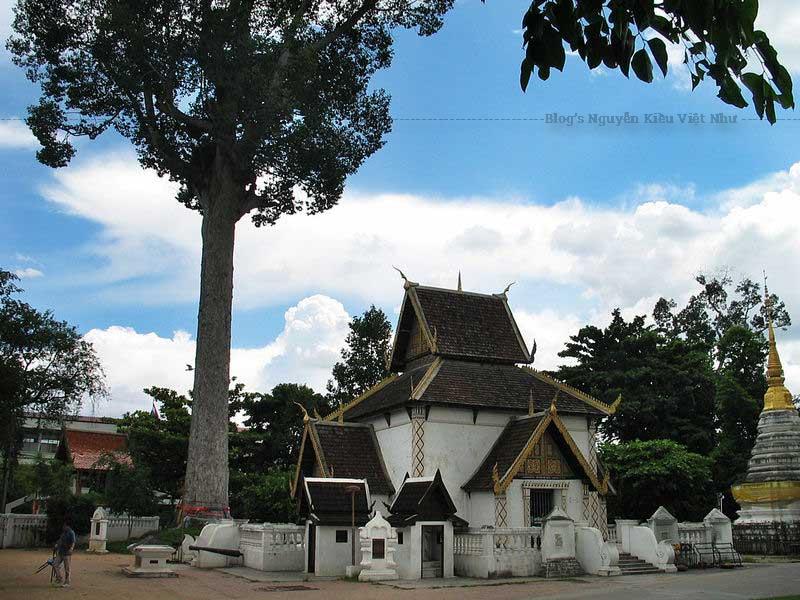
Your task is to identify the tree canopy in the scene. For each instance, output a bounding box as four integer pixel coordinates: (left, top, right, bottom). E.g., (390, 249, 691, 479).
(0, 268, 106, 509)
(9, 0, 455, 513)
(326, 305, 392, 408)
(505, 0, 794, 123)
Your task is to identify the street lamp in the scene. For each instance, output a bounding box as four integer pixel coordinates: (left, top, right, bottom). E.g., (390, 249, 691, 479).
(344, 484, 361, 568)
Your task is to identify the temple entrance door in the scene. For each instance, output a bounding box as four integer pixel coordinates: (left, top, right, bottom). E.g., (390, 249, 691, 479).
(421, 525, 444, 578)
(307, 524, 316, 574)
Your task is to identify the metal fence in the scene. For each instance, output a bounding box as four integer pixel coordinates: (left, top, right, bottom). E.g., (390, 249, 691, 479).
(733, 522, 800, 555)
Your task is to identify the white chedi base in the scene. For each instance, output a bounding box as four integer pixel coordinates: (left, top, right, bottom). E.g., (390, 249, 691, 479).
(736, 500, 800, 524)
(357, 510, 399, 582)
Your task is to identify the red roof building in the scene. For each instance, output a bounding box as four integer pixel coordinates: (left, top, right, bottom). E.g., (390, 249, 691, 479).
(56, 429, 132, 495)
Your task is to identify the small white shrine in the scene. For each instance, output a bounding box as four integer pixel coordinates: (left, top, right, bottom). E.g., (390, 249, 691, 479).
(88, 506, 109, 553)
(358, 511, 399, 581)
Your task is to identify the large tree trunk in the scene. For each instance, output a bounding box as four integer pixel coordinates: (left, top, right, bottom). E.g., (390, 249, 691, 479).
(182, 171, 239, 517)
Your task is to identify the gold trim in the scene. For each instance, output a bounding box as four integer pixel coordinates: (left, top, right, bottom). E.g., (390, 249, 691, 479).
(407, 287, 438, 354)
(291, 425, 312, 497)
(498, 294, 532, 363)
(324, 374, 399, 421)
(732, 480, 800, 503)
(306, 421, 329, 478)
(411, 357, 443, 400)
(521, 367, 619, 415)
(495, 411, 607, 495)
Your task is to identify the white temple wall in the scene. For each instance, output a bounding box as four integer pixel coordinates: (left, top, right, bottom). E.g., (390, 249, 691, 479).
(422, 406, 513, 519)
(313, 526, 363, 577)
(558, 415, 592, 462)
(466, 492, 496, 528)
(367, 410, 412, 489)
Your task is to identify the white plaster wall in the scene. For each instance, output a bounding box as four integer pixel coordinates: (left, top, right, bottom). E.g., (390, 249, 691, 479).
(421, 406, 512, 520)
(559, 415, 592, 462)
(370, 410, 412, 490)
(314, 526, 363, 577)
(467, 492, 496, 528)
(393, 528, 412, 579)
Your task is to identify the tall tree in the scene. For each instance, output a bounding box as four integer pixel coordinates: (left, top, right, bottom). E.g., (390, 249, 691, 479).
(506, 0, 793, 123)
(0, 269, 106, 509)
(9, 1, 454, 514)
(556, 309, 717, 454)
(326, 305, 392, 408)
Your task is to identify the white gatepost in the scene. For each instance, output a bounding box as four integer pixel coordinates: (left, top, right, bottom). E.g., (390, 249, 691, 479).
(88, 507, 110, 553)
(703, 508, 733, 545)
(647, 506, 679, 543)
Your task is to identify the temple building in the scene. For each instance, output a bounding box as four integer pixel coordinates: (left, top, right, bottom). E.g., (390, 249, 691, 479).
(292, 276, 619, 577)
(732, 291, 800, 524)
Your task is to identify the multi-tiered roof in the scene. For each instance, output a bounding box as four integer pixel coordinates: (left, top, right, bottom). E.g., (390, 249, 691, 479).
(328, 277, 620, 421)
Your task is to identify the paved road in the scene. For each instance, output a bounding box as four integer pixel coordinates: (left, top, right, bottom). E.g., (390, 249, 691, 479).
(1, 549, 798, 600)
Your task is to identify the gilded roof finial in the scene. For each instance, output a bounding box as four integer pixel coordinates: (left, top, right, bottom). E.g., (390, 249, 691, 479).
(549, 389, 560, 414)
(337, 400, 344, 424)
(502, 281, 516, 296)
(762, 274, 793, 411)
(528, 388, 535, 416)
(457, 271, 462, 292)
(393, 266, 416, 289)
(491, 462, 500, 488)
(293, 401, 310, 423)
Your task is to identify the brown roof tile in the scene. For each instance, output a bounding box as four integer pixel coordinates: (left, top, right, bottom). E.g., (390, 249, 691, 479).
(60, 430, 130, 470)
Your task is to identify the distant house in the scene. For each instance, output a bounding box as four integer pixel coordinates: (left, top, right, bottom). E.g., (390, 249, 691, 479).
(19, 414, 119, 465)
(55, 429, 131, 495)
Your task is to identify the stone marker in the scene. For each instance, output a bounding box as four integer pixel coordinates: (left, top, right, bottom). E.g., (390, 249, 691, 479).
(123, 545, 178, 578)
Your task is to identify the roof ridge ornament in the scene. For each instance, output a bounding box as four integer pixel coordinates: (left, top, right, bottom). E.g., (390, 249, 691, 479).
(530, 339, 537, 364)
(293, 401, 311, 423)
(528, 388, 535, 416)
(762, 273, 794, 411)
(502, 281, 516, 296)
(550, 389, 560, 414)
(393, 266, 417, 289)
(457, 271, 462, 292)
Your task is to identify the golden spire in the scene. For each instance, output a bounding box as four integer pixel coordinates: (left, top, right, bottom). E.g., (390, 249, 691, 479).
(763, 278, 794, 411)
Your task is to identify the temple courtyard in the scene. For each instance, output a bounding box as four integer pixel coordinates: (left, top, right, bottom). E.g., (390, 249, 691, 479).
(1, 550, 798, 600)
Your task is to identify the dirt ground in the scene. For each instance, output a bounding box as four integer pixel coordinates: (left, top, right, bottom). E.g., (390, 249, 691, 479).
(1, 549, 799, 600)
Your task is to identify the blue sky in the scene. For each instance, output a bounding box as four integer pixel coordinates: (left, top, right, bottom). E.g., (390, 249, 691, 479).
(1, 1, 799, 415)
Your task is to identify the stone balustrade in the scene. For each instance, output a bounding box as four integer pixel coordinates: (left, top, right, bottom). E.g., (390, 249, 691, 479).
(239, 523, 305, 572)
(453, 527, 542, 578)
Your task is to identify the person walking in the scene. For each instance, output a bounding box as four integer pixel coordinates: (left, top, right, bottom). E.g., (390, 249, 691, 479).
(52, 517, 75, 587)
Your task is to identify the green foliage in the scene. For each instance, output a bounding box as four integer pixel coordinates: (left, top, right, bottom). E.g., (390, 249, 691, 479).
(15, 457, 72, 500)
(45, 492, 102, 542)
(326, 305, 392, 407)
(505, 0, 794, 123)
(557, 309, 717, 454)
(100, 457, 157, 535)
(601, 440, 714, 521)
(9, 0, 455, 220)
(0, 268, 106, 507)
(231, 383, 330, 472)
(229, 468, 295, 524)
(119, 387, 192, 501)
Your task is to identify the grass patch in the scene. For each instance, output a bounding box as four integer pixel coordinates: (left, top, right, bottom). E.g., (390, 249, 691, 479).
(752, 596, 800, 600)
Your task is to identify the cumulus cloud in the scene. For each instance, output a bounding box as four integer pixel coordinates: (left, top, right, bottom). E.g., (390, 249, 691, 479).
(0, 120, 37, 149)
(39, 154, 800, 397)
(756, 1, 800, 73)
(84, 294, 350, 416)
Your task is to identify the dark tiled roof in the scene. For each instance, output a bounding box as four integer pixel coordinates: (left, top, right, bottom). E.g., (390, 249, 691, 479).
(346, 359, 604, 420)
(388, 471, 458, 525)
(463, 416, 543, 491)
(413, 287, 529, 364)
(345, 360, 432, 419)
(425, 361, 604, 415)
(311, 422, 394, 495)
(58, 430, 130, 470)
(302, 479, 371, 525)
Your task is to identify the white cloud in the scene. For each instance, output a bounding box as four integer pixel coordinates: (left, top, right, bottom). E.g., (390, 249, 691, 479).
(39, 154, 800, 396)
(0, 120, 37, 149)
(14, 267, 43, 278)
(84, 294, 350, 417)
